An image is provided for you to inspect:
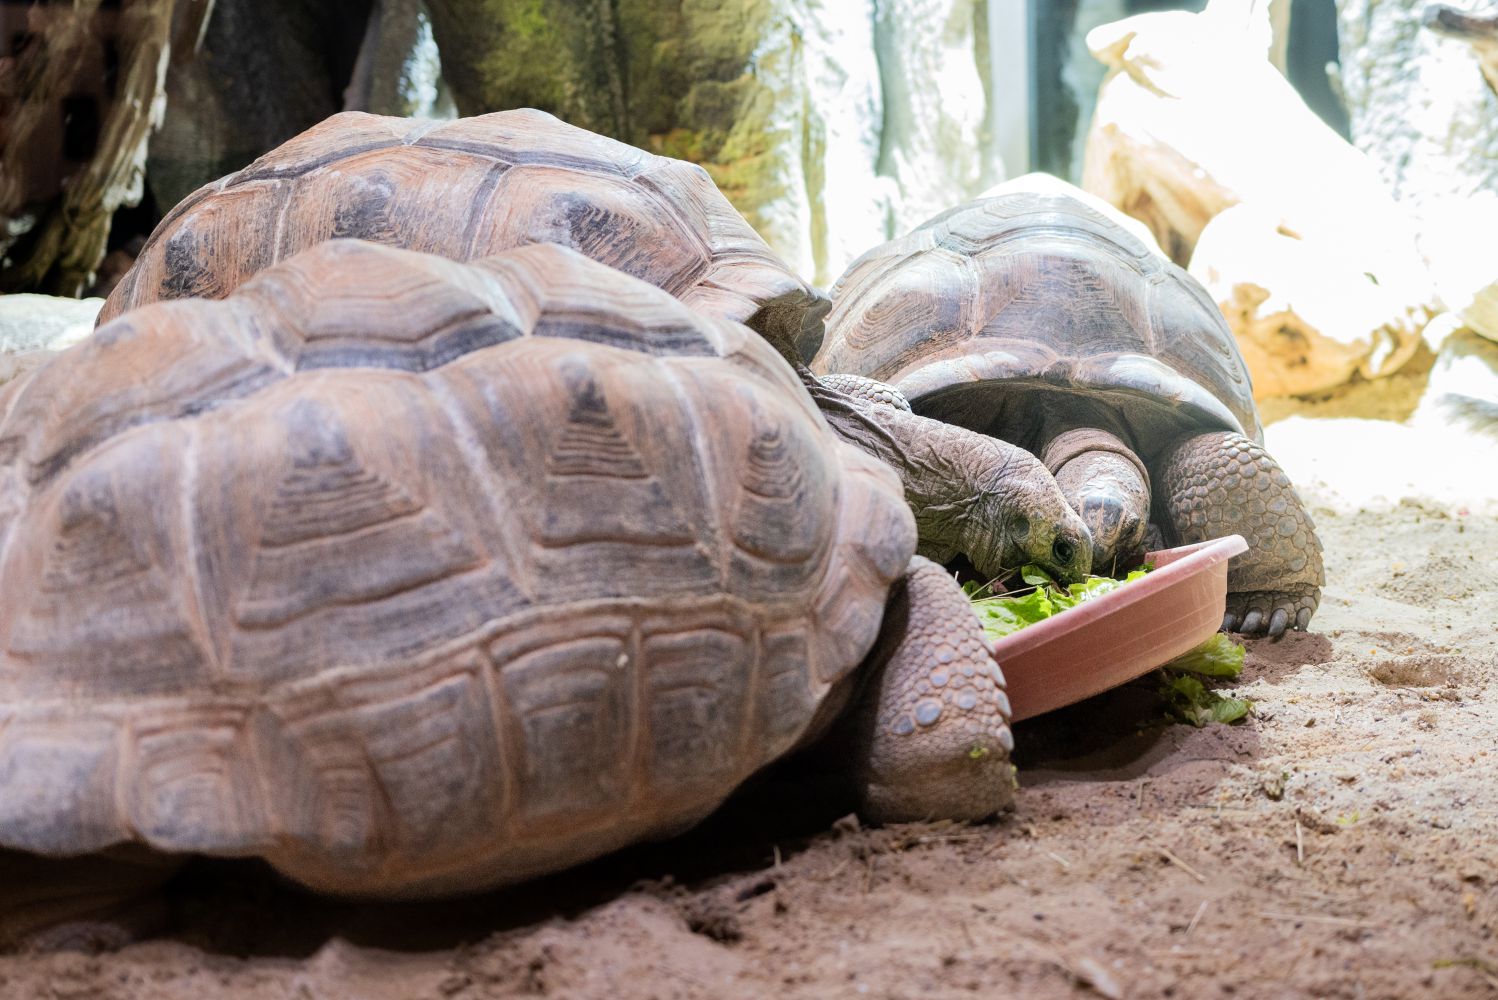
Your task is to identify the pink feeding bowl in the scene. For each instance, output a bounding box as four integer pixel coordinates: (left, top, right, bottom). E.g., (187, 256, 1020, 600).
(996, 534, 1250, 722)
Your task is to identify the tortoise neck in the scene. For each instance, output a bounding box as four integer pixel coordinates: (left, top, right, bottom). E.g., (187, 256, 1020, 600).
(799, 366, 1004, 566)
(1031, 394, 1134, 452)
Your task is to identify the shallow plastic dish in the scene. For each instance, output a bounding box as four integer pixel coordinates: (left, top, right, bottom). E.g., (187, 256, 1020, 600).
(995, 534, 1250, 722)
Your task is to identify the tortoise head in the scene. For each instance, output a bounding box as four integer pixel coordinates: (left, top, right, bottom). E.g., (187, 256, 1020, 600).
(1053, 455, 1151, 574)
(964, 453, 1094, 585)
(1041, 428, 1152, 576)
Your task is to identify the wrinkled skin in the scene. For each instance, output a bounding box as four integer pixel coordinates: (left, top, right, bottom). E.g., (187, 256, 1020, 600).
(1046, 437, 1151, 576)
(807, 372, 1092, 585)
(1155, 431, 1323, 639)
(844, 556, 1016, 823)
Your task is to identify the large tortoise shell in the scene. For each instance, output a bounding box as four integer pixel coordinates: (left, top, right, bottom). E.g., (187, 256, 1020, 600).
(813, 192, 1263, 450)
(0, 241, 911, 896)
(100, 108, 829, 360)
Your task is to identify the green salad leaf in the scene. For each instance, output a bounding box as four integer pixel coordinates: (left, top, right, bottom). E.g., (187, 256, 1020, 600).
(1159, 674, 1253, 727)
(963, 564, 1150, 641)
(1157, 633, 1251, 726)
(1161, 632, 1246, 678)
(965, 562, 1252, 727)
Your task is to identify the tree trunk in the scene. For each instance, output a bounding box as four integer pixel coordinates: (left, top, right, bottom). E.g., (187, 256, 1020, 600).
(0, 1, 199, 297)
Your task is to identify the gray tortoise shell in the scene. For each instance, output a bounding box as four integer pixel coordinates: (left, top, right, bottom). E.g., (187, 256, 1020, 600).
(813, 192, 1263, 450)
(0, 240, 912, 897)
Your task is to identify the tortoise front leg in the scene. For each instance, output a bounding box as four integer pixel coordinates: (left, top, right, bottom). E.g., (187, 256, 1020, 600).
(1155, 431, 1324, 637)
(846, 556, 1015, 823)
(815, 372, 914, 412)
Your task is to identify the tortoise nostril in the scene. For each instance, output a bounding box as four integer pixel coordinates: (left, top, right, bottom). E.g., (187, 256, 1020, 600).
(1052, 538, 1075, 565)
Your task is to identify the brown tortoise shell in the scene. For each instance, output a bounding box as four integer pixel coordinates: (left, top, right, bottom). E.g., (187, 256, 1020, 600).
(0, 241, 911, 897)
(100, 108, 829, 360)
(812, 191, 1264, 455)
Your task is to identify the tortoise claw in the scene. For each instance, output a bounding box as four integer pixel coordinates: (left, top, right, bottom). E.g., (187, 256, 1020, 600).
(1267, 608, 1290, 639)
(1223, 589, 1320, 638)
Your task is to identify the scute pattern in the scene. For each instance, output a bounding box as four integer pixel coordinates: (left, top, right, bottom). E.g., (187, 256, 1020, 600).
(100, 109, 828, 357)
(1155, 431, 1322, 602)
(0, 241, 915, 896)
(814, 192, 1260, 443)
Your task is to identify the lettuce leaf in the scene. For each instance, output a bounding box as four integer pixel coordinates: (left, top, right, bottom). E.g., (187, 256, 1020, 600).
(964, 564, 1149, 642)
(965, 562, 1252, 727)
(1159, 674, 1253, 727)
(1161, 632, 1246, 678)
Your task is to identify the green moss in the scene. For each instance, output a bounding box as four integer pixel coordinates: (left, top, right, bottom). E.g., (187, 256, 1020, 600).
(428, 0, 793, 235)
(472, 0, 570, 115)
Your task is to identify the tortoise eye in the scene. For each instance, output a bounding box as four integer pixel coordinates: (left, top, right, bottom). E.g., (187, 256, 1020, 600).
(1052, 538, 1075, 565)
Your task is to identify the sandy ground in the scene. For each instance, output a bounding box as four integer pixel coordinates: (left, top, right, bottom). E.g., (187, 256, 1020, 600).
(1, 374, 1496, 999)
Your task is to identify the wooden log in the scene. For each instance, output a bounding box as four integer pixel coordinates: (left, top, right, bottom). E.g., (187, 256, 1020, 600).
(1423, 3, 1498, 96)
(1080, 0, 1436, 396)
(0, 1, 202, 297)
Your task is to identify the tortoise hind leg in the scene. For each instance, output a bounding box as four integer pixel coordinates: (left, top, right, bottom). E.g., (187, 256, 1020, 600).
(1155, 431, 1324, 638)
(846, 556, 1016, 823)
(0, 848, 179, 951)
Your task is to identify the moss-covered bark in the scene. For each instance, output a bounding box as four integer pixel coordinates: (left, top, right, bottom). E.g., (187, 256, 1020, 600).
(424, 0, 794, 245)
(422, 0, 998, 283)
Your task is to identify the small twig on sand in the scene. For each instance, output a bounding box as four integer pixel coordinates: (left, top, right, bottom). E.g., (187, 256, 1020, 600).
(1186, 899, 1209, 936)
(1432, 957, 1498, 988)
(913, 832, 985, 846)
(1295, 815, 1305, 866)
(864, 854, 876, 893)
(1047, 850, 1072, 871)
(1255, 911, 1375, 927)
(1156, 844, 1207, 884)
(817, 858, 849, 882)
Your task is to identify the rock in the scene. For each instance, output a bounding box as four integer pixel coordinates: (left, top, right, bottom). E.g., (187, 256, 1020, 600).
(873, 0, 1001, 240)
(0, 295, 101, 354)
(1080, 0, 1435, 394)
(1423, 3, 1498, 92)
(1331, 1, 1498, 344)
(1418, 191, 1498, 342)
(1190, 204, 1421, 397)
(1336, 0, 1498, 216)
(344, 0, 456, 118)
(1412, 319, 1498, 442)
(0, 294, 98, 389)
(423, 0, 1002, 285)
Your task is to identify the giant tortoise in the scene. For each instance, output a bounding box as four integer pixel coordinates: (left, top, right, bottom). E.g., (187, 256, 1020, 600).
(0, 239, 1042, 935)
(815, 187, 1324, 637)
(96, 107, 1091, 586)
(99, 108, 827, 362)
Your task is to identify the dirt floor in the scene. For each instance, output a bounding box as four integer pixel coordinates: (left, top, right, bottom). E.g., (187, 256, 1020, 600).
(1, 400, 1495, 999)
